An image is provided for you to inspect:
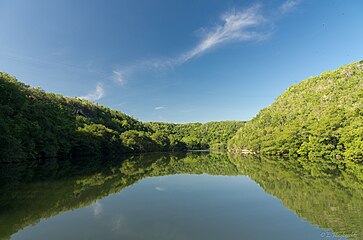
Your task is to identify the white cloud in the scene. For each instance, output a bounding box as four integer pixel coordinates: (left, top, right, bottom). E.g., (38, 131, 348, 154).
(80, 82, 105, 101)
(155, 106, 166, 110)
(178, 5, 265, 63)
(112, 5, 266, 84)
(112, 70, 126, 85)
(280, 0, 301, 13)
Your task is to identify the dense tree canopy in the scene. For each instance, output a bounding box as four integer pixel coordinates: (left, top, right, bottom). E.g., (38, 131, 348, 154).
(3, 61, 363, 163)
(0, 72, 148, 161)
(0, 73, 243, 162)
(145, 121, 245, 150)
(228, 61, 363, 164)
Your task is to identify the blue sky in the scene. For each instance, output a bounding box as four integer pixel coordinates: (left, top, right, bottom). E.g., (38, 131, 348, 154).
(1, 0, 362, 123)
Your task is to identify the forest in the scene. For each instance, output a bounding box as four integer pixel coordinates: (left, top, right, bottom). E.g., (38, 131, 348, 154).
(0, 72, 243, 162)
(228, 61, 363, 164)
(2, 61, 363, 163)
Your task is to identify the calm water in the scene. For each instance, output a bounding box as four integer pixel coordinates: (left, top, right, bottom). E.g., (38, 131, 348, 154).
(1, 152, 362, 240)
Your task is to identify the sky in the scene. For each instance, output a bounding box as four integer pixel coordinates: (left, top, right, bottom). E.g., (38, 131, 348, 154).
(1, 0, 363, 123)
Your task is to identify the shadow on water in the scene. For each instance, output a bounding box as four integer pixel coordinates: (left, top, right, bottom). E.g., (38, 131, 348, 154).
(0, 152, 362, 240)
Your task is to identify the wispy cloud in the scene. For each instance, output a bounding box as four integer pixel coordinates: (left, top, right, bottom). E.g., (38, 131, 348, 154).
(112, 5, 266, 85)
(92, 201, 103, 217)
(112, 70, 126, 85)
(111, 215, 128, 232)
(155, 186, 165, 191)
(177, 5, 265, 63)
(80, 82, 105, 101)
(279, 0, 301, 13)
(154, 106, 166, 110)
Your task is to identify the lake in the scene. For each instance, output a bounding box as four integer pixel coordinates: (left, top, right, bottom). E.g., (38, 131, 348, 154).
(0, 152, 362, 240)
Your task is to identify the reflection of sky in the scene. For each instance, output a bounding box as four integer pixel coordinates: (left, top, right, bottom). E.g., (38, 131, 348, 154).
(92, 201, 103, 217)
(111, 214, 127, 232)
(155, 186, 165, 192)
(11, 175, 345, 240)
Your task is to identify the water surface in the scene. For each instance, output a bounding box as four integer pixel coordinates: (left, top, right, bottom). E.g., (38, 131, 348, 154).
(1, 152, 362, 240)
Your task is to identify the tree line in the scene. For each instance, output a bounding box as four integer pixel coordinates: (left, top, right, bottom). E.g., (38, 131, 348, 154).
(228, 61, 363, 166)
(0, 72, 243, 162)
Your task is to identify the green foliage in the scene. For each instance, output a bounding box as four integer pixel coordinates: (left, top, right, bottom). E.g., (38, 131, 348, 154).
(168, 135, 187, 151)
(0, 73, 241, 161)
(0, 152, 237, 239)
(229, 61, 363, 164)
(0, 73, 152, 161)
(146, 121, 244, 150)
(229, 154, 363, 240)
(120, 130, 159, 152)
(75, 123, 125, 155)
(1, 153, 362, 240)
(151, 131, 170, 150)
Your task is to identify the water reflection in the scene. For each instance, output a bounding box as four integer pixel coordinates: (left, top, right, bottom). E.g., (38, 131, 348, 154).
(0, 152, 362, 240)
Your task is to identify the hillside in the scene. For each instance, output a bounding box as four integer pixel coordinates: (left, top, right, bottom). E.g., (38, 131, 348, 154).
(0, 72, 154, 161)
(0, 73, 242, 162)
(228, 61, 363, 162)
(146, 121, 244, 150)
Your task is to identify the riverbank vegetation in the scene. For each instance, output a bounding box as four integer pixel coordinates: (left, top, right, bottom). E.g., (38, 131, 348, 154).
(2, 61, 363, 163)
(0, 72, 242, 162)
(228, 61, 363, 164)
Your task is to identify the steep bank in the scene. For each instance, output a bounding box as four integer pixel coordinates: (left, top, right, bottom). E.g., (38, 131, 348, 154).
(229, 61, 363, 162)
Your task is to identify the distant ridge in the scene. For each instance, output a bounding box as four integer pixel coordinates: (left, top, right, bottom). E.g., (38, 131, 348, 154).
(0, 72, 242, 162)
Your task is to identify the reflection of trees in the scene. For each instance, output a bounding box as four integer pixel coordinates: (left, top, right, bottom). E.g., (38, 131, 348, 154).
(1, 153, 362, 240)
(229, 154, 363, 240)
(0, 152, 236, 240)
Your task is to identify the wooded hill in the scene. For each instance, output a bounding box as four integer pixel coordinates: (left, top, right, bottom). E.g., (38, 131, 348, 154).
(228, 61, 363, 163)
(0, 72, 242, 162)
(145, 121, 244, 150)
(2, 60, 363, 162)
